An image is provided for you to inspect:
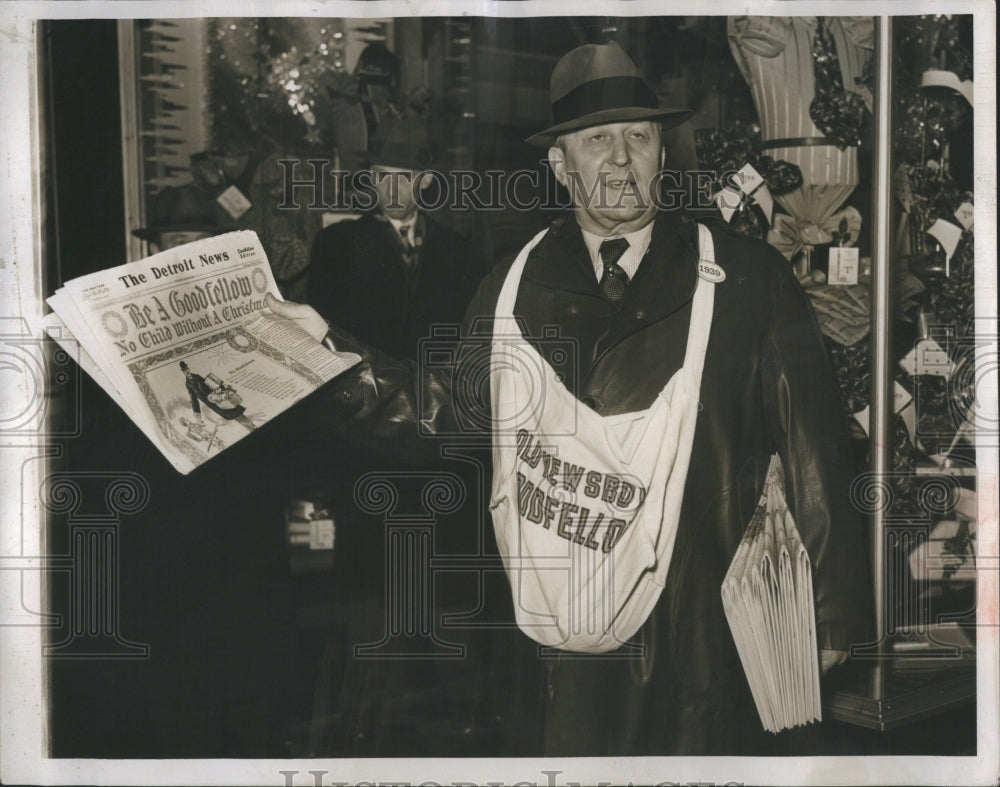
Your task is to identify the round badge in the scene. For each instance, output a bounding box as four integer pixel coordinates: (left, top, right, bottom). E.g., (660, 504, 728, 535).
(698, 261, 726, 283)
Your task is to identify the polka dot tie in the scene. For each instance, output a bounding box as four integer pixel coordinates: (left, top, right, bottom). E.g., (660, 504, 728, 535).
(599, 237, 630, 303)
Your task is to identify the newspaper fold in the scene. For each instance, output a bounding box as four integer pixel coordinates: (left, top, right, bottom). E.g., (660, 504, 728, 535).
(45, 230, 361, 474)
(721, 454, 822, 733)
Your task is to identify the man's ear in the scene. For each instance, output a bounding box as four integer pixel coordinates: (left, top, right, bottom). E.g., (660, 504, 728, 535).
(548, 145, 567, 188)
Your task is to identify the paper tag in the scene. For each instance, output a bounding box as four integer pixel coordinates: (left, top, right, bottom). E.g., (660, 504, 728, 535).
(953, 202, 974, 231)
(926, 218, 963, 262)
(852, 382, 913, 435)
(698, 260, 726, 283)
(828, 247, 860, 285)
(736, 163, 764, 195)
(309, 517, 335, 550)
(899, 336, 953, 378)
(217, 185, 252, 220)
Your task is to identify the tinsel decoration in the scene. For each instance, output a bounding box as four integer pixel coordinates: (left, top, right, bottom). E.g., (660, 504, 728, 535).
(809, 17, 873, 150)
(896, 163, 965, 232)
(892, 16, 973, 165)
(924, 230, 975, 328)
(208, 19, 349, 153)
(824, 336, 871, 416)
(894, 86, 971, 165)
(896, 15, 973, 82)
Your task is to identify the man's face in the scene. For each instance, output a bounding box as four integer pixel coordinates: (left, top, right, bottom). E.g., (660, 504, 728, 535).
(371, 165, 420, 220)
(548, 121, 664, 235)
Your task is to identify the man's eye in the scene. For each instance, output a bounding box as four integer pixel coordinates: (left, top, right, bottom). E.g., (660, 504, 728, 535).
(589, 133, 607, 142)
(630, 131, 648, 141)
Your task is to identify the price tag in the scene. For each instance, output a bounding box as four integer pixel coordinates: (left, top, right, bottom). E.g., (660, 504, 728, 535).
(927, 218, 963, 261)
(954, 202, 974, 231)
(217, 185, 252, 220)
(309, 517, 336, 550)
(736, 163, 764, 195)
(828, 247, 860, 285)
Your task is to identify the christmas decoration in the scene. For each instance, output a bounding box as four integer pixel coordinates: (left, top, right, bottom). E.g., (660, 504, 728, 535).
(809, 17, 873, 150)
(694, 122, 803, 239)
(207, 18, 350, 153)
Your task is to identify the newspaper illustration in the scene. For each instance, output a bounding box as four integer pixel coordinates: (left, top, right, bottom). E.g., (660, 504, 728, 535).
(45, 230, 361, 474)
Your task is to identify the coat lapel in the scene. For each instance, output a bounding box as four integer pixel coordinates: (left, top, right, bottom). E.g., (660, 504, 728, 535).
(621, 213, 699, 323)
(522, 212, 700, 320)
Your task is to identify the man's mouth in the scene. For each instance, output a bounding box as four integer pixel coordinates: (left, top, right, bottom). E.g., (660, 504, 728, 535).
(605, 176, 635, 190)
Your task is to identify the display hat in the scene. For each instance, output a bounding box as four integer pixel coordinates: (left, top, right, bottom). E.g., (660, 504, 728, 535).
(132, 184, 221, 241)
(362, 116, 434, 171)
(526, 41, 692, 147)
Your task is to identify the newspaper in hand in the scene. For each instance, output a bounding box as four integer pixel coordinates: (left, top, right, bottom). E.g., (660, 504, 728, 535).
(45, 230, 361, 474)
(720, 454, 823, 733)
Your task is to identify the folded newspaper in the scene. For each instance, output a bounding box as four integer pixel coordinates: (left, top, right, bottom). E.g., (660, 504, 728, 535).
(721, 454, 822, 733)
(45, 231, 361, 474)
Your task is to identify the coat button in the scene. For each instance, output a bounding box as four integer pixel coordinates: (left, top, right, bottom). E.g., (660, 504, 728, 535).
(634, 309, 645, 320)
(341, 389, 353, 401)
(566, 304, 578, 316)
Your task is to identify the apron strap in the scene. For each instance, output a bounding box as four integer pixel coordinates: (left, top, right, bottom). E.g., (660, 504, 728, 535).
(494, 228, 549, 323)
(679, 224, 717, 394)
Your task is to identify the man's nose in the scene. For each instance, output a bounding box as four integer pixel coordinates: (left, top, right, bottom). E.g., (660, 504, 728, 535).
(610, 134, 630, 166)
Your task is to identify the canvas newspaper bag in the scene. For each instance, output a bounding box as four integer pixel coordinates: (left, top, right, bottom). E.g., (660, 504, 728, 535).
(489, 224, 719, 652)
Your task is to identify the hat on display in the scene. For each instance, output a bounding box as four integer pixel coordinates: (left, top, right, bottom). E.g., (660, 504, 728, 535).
(363, 116, 434, 171)
(526, 41, 693, 146)
(132, 184, 221, 241)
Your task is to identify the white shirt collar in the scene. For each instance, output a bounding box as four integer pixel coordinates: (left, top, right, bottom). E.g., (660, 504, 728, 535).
(579, 221, 655, 281)
(387, 214, 417, 244)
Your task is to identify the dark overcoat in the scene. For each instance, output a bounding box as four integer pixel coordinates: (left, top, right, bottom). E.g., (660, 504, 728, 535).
(311, 210, 874, 756)
(307, 212, 481, 361)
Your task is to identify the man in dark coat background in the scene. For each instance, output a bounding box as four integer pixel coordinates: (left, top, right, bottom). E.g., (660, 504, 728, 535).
(270, 41, 873, 757)
(298, 116, 488, 753)
(306, 116, 482, 361)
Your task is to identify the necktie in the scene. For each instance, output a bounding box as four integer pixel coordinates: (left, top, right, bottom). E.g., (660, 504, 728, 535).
(398, 222, 416, 266)
(599, 237, 630, 303)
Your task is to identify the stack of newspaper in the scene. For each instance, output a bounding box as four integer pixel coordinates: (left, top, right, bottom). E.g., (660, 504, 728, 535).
(721, 454, 822, 733)
(45, 231, 361, 474)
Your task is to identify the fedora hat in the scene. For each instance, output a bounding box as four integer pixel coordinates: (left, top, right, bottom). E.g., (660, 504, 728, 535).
(132, 184, 221, 241)
(526, 42, 692, 147)
(361, 116, 434, 171)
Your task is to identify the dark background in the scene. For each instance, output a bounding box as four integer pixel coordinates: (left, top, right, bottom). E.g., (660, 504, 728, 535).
(41, 17, 976, 759)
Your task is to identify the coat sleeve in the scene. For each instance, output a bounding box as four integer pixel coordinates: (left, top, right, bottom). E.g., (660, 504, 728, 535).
(302, 260, 507, 463)
(760, 257, 874, 653)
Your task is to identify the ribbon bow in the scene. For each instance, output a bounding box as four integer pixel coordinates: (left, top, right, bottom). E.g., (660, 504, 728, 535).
(694, 124, 803, 240)
(767, 206, 862, 261)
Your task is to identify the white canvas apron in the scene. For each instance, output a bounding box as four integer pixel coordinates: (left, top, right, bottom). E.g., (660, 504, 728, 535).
(488, 224, 719, 652)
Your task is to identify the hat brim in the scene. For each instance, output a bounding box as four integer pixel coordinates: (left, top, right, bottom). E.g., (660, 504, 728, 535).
(358, 150, 435, 172)
(132, 223, 220, 242)
(525, 106, 693, 147)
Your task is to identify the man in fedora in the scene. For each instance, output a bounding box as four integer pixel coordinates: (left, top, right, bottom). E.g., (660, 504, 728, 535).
(132, 183, 221, 253)
(305, 115, 481, 360)
(269, 42, 871, 755)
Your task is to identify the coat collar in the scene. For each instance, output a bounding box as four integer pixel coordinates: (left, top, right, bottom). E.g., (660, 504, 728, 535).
(523, 211, 701, 320)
